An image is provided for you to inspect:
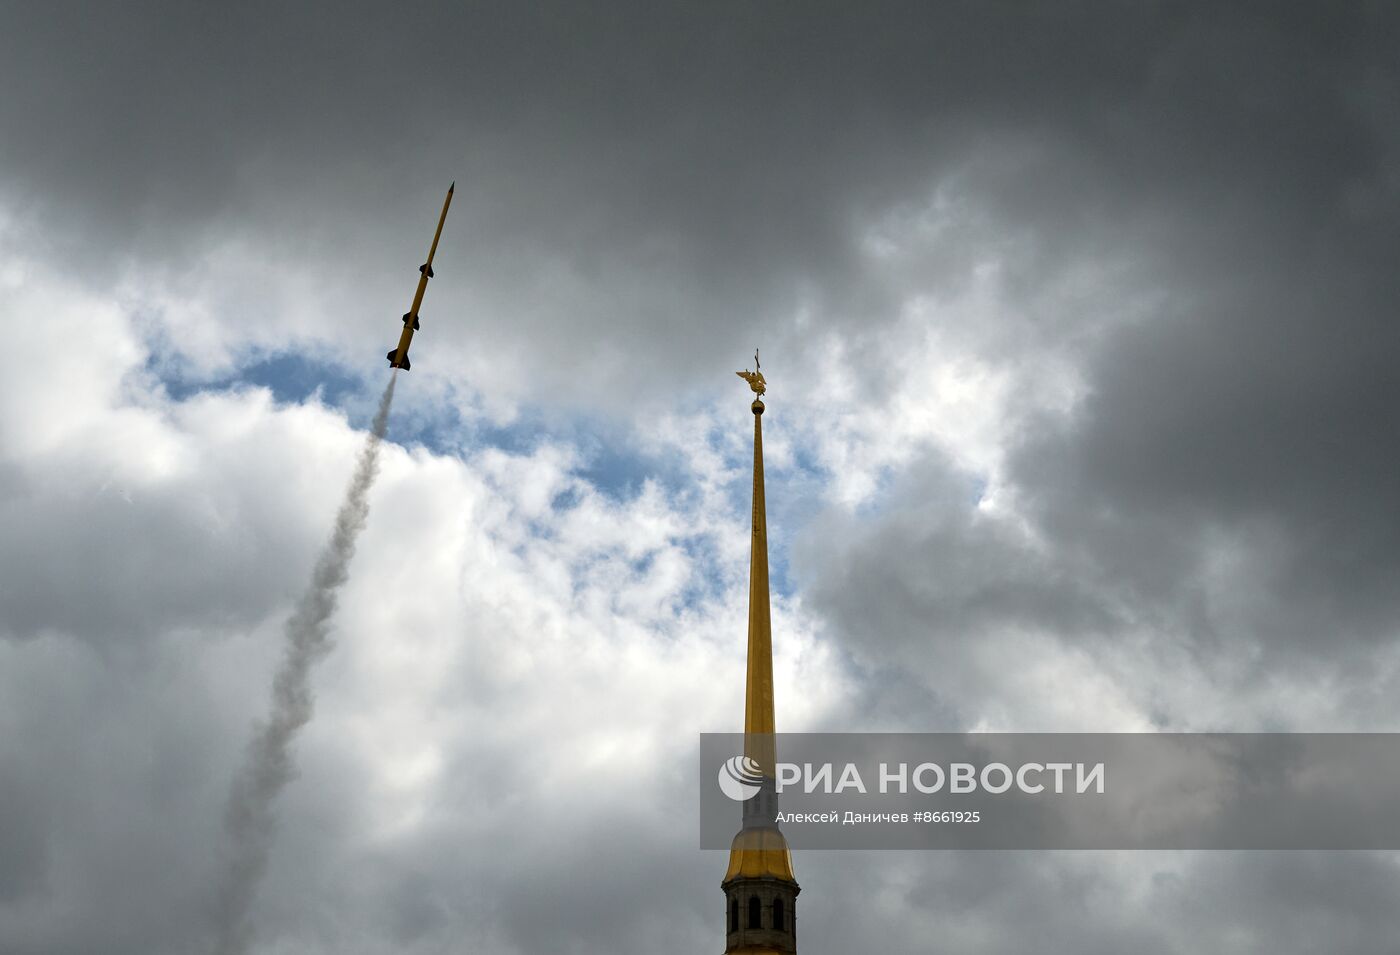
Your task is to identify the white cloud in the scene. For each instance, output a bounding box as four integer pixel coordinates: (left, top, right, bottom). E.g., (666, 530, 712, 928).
(0, 242, 856, 953)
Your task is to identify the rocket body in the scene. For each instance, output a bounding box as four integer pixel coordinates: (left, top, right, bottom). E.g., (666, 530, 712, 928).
(387, 183, 454, 370)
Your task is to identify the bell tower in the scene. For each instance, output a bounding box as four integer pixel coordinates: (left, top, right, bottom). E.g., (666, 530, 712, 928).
(723, 354, 800, 954)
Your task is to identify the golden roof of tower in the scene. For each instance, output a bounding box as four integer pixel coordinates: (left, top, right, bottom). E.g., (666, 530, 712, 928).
(723, 826, 796, 883)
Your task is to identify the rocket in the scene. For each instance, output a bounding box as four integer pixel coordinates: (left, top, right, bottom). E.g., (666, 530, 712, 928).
(386, 182, 454, 370)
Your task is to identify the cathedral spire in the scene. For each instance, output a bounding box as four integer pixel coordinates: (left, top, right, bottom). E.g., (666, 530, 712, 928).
(740, 351, 776, 770)
(724, 353, 800, 954)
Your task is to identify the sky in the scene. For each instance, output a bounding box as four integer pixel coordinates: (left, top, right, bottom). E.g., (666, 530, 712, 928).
(2, 1, 1400, 952)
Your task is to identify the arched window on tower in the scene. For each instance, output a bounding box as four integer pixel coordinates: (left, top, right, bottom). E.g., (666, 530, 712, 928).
(773, 897, 785, 931)
(730, 897, 739, 932)
(748, 895, 761, 929)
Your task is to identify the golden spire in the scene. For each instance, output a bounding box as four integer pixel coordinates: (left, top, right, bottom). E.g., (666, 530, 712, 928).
(738, 351, 774, 770)
(725, 350, 796, 885)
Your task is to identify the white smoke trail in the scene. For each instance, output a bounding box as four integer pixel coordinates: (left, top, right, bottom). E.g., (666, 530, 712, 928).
(212, 372, 397, 955)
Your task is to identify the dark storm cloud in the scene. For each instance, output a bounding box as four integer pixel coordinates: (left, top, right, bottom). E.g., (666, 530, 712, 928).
(9, 2, 1391, 397)
(0, 773, 49, 904)
(762, 4, 1400, 698)
(824, 851, 1400, 954)
(0, 637, 229, 955)
(0, 477, 303, 644)
(795, 453, 1120, 666)
(1011, 250, 1400, 655)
